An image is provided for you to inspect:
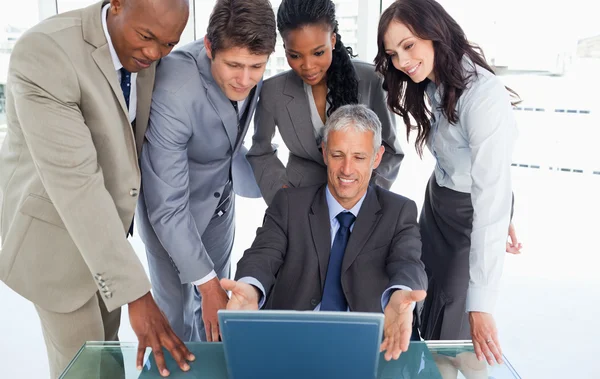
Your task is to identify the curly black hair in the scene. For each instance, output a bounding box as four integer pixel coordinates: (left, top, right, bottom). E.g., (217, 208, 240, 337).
(277, 0, 359, 116)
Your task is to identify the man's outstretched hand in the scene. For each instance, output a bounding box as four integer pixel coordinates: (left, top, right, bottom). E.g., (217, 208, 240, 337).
(380, 290, 427, 361)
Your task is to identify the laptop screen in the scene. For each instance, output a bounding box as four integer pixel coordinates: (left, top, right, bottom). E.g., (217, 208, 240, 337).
(218, 310, 384, 379)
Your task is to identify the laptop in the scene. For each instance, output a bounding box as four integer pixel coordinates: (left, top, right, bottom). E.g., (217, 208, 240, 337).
(218, 310, 384, 379)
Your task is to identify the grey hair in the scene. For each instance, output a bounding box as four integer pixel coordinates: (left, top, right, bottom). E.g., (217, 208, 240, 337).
(322, 104, 383, 154)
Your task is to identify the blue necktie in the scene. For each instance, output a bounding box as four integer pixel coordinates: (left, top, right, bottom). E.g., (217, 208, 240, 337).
(321, 212, 356, 311)
(120, 67, 131, 109)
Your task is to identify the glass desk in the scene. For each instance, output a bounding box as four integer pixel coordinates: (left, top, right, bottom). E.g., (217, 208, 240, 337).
(59, 341, 521, 379)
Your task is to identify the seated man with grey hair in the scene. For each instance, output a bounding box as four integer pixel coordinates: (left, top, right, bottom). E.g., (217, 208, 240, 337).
(221, 104, 428, 361)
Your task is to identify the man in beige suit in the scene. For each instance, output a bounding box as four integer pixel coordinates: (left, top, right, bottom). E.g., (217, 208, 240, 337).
(0, 1, 194, 377)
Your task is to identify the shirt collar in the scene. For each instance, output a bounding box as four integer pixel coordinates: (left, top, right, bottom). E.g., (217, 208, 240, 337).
(426, 81, 443, 104)
(426, 54, 477, 104)
(325, 185, 367, 222)
(101, 4, 124, 72)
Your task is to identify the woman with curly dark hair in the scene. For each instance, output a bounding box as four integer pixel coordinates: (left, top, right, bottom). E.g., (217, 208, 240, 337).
(375, 0, 520, 366)
(247, 0, 403, 205)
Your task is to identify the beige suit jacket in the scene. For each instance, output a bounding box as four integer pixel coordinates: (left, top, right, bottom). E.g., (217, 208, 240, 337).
(0, 1, 152, 313)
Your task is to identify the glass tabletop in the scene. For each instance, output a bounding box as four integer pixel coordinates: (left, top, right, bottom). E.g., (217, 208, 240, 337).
(59, 341, 520, 379)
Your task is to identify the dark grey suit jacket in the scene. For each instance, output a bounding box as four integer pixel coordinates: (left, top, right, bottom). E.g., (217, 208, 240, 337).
(248, 60, 404, 205)
(235, 185, 427, 313)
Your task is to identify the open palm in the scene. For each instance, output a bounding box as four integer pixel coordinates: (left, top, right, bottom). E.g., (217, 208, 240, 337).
(380, 290, 427, 361)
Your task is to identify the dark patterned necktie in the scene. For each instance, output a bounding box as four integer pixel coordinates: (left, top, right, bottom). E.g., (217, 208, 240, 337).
(120, 67, 131, 109)
(321, 212, 356, 311)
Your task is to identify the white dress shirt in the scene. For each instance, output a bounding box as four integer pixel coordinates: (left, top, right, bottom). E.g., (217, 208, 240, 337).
(304, 82, 329, 143)
(425, 56, 518, 313)
(101, 4, 137, 123)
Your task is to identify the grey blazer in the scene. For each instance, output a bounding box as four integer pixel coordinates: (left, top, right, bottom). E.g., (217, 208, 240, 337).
(235, 184, 427, 312)
(247, 60, 403, 205)
(136, 41, 261, 284)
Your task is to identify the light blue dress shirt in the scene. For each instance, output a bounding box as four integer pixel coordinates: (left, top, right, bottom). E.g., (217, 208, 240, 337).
(239, 186, 413, 311)
(425, 56, 518, 313)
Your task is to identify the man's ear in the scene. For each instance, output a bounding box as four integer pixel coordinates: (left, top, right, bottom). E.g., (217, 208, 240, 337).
(372, 145, 385, 169)
(204, 36, 213, 60)
(321, 142, 328, 164)
(109, 0, 123, 14)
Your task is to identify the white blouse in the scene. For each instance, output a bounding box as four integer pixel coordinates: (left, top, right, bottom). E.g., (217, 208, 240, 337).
(426, 57, 518, 314)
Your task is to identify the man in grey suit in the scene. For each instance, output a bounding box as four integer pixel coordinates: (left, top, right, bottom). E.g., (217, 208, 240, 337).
(136, 0, 276, 343)
(0, 1, 194, 377)
(222, 104, 428, 361)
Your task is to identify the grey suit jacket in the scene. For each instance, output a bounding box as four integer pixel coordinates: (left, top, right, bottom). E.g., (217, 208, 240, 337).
(248, 61, 404, 205)
(235, 185, 427, 312)
(136, 40, 261, 284)
(0, 1, 152, 313)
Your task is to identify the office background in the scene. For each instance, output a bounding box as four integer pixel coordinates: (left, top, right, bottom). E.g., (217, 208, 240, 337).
(1, 0, 599, 377)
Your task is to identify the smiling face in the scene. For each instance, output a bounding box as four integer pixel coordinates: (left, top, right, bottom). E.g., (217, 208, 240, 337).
(322, 126, 384, 209)
(283, 24, 336, 86)
(107, 0, 189, 73)
(383, 20, 435, 83)
(205, 37, 270, 101)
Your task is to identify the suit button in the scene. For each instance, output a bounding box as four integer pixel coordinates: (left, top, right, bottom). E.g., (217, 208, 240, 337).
(213, 192, 220, 198)
(94, 274, 103, 281)
(310, 299, 318, 307)
(104, 291, 113, 299)
(129, 188, 138, 197)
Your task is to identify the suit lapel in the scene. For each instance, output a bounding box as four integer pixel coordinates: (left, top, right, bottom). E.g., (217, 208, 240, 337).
(309, 187, 332, 290)
(134, 65, 155, 156)
(91, 46, 129, 119)
(283, 73, 325, 164)
(342, 187, 382, 273)
(83, 2, 129, 120)
(197, 48, 237, 149)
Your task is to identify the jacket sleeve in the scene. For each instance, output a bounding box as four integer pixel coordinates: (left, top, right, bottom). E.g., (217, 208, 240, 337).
(386, 199, 427, 292)
(370, 75, 403, 189)
(234, 189, 290, 298)
(247, 95, 288, 205)
(140, 86, 215, 284)
(9, 32, 150, 311)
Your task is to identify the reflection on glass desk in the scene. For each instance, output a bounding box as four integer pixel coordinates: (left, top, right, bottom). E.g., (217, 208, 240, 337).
(59, 341, 521, 379)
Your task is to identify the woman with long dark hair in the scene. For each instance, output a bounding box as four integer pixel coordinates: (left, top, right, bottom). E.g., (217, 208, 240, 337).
(375, 0, 519, 365)
(247, 0, 403, 205)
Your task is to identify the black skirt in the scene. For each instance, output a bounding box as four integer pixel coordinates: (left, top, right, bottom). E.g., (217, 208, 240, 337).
(419, 173, 474, 340)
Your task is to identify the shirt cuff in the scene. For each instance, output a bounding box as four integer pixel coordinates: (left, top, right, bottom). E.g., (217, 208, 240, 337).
(381, 285, 415, 312)
(466, 286, 498, 314)
(237, 276, 266, 309)
(191, 270, 217, 286)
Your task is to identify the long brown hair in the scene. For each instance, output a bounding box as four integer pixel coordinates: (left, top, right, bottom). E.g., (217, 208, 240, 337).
(374, 0, 518, 157)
